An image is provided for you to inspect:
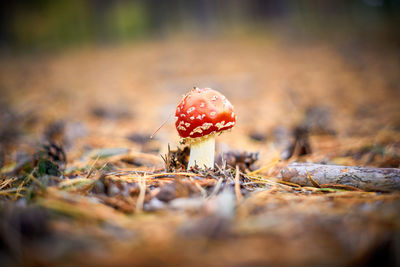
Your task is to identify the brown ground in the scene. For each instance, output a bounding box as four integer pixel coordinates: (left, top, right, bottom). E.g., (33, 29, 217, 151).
(0, 37, 399, 266)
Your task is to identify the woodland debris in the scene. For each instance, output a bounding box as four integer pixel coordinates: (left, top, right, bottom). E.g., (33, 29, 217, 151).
(301, 106, 335, 135)
(3, 142, 66, 177)
(127, 133, 153, 144)
(169, 197, 204, 212)
(234, 166, 243, 203)
(88, 148, 130, 159)
(0, 203, 50, 245)
(120, 152, 163, 167)
(43, 120, 87, 149)
(156, 179, 200, 202)
(248, 131, 267, 142)
(281, 126, 312, 160)
(40, 142, 67, 171)
(91, 106, 132, 120)
(44, 120, 65, 144)
(0, 145, 4, 169)
(162, 145, 190, 171)
(136, 176, 146, 212)
(346, 144, 400, 168)
(126, 133, 160, 153)
(277, 106, 334, 160)
(281, 163, 400, 191)
(216, 150, 259, 172)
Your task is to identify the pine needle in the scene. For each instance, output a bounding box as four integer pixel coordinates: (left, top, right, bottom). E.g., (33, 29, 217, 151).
(235, 165, 243, 203)
(193, 182, 207, 198)
(208, 178, 223, 199)
(136, 175, 146, 213)
(0, 188, 27, 195)
(305, 169, 321, 188)
(246, 158, 280, 176)
(86, 155, 100, 178)
(124, 172, 198, 181)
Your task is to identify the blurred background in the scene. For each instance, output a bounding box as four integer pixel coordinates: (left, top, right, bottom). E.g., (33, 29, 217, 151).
(0, 0, 399, 51)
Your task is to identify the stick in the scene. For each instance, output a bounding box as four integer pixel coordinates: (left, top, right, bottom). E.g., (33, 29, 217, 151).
(280, 163, 400, 192)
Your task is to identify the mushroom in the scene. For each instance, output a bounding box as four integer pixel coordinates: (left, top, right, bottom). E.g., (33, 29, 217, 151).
(175, 87, 237, 170)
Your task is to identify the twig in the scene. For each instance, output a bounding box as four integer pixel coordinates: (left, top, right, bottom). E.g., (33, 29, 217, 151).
(281, 162, 400, 191)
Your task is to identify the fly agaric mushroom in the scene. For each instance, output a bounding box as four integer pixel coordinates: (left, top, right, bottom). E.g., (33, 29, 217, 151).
(175, 87, 237, 169)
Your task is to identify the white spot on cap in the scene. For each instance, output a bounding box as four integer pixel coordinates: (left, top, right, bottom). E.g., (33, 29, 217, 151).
(174, 116, 178, 122)
(180, 114, 186, 118)
(189, 122, 215, 136)
(211, 95, 218, 101)
(210, 111, 216, 116)
(196, 115, 202, 120)
(215, 121, 225, 129)
(190, 116, 195, 120)
(231, 112, 235, 118)
(187, 107, 195, 114)
(185, 123, 191, 127)
(190, 126, 203, 136)
(177, 125, 187, 131)
(201, 123, 213, 130)
(215, 121, 235, 130)
(199, 102, 205, 108)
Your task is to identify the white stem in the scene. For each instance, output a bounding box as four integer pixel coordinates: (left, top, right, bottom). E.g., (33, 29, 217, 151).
(187, 135, 215, 170)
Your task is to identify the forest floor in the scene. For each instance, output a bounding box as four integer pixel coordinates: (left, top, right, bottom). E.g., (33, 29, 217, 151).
(0, 37, 400, 266)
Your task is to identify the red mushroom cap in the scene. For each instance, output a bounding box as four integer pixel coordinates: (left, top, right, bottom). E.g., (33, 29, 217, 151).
(175, 87, 236, 139)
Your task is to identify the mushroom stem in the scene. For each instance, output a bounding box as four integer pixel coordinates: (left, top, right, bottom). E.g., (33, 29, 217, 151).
(187, 135, 215, 170)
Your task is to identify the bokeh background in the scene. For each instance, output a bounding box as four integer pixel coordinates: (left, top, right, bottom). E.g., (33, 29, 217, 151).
(1, 0, 400, 50)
